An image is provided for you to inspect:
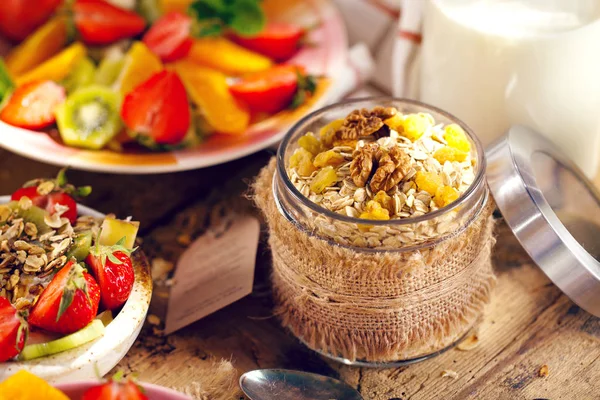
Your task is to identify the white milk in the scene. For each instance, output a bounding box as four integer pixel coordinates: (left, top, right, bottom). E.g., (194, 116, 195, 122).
(420, 0, 600, 177)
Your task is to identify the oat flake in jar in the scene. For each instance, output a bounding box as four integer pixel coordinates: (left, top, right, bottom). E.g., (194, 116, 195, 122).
(253, 98, 496, 364)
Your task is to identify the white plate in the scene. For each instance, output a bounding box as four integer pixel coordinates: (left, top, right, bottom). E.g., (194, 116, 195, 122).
(0, 196, 152, 383)
(0, 0, 348, 174)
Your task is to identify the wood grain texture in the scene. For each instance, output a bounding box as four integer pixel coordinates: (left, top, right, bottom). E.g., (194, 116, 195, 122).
(2, 149, 600, 400)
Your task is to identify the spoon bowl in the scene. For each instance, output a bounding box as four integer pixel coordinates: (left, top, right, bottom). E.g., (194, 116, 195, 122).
(239, 369, 363, 400)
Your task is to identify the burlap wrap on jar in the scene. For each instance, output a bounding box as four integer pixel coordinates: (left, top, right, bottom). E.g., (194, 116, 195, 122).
(254, 158, 496, 362)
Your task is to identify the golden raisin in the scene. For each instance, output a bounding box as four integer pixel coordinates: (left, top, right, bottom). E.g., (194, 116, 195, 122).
(373, 190, 394, 213)
(290, 148, 316, 177)
(319, 119, 344, 147)
(358, 200, 390, 231)
(332, 139, 358, 148)
(383, 113, 403, 131)
(444, 124, 471, 152)
(298, 133, 322, 155)
(310, 166, 337, 194)
(415, 170, 443, 195)
(433, 146, 468, 164)
(313, 150, 345, 168)
(398, 113, 433, 141)
(434, 185, 459, 207)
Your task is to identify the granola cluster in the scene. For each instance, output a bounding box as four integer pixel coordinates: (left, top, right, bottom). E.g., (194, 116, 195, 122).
(0, 198, 100, 311)
(286, 106, 478, 248)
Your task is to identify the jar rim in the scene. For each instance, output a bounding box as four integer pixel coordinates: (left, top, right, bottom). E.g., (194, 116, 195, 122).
(276, 96, 487, 226)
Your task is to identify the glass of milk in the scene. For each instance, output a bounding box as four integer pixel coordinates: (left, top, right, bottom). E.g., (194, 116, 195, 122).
(420, 0, 600, 177)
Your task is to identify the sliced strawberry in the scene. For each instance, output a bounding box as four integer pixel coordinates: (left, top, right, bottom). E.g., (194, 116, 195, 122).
(10, 169, 90, 224)
(83, 377, 148, 400)
(142, 12, 193, 62)
(86, 240, 135, 310)
(233, 22, 305, 61)
(0, 0, 62, 42)
(0, 297, 28, 362)
(74, 0, 146, 46)
(0, 80, 65, 129)
(121, 70, 190, 145)
(229, 65, 316, 113)
(29, 261, 101, 334)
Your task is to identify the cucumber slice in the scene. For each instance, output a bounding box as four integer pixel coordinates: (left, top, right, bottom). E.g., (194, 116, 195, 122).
(99, 217, 139, 249)
(65, 230, 93, 261)
(18, 319, 105, 361)
(6, 201, 52, 234)
(96, 310, 113, 326)
(0, 58, 14, 102)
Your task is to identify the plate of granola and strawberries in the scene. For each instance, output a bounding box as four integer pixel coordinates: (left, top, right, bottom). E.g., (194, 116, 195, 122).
(0, 170, 152, 383)
(0, 0, 348, 173)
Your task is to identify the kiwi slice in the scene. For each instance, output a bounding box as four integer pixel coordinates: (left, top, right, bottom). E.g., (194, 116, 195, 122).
(0, 58, 13, 102)
(5, 202, 52, 234)
(18, 319, 105, 361)
(65, 230, 93, 261)
(94, 53, 125, 86)
(63, 57, 96, 93)
(137, 0, 161, 24)
(55, 85, 122, 150)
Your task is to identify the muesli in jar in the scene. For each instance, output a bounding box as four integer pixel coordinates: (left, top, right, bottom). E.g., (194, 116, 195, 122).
(286, 106, 477, 248)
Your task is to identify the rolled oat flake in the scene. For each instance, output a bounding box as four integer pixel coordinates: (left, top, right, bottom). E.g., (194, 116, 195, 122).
(487, 125, 600, 317)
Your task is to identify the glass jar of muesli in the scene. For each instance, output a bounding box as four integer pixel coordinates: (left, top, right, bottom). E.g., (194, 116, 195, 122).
(254, 98, 496, 365)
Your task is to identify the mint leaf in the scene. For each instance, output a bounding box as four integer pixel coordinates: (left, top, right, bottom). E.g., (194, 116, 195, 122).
(228, 0, 265, 36)
(195, 21, 224, 37)
(188, 1, 224, 19)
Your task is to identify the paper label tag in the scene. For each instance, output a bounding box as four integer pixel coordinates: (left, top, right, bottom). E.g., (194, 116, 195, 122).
(164, 215, 260, 334)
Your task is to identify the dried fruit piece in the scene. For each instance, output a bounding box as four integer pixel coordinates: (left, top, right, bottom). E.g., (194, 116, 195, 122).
(415, 171, 443, 196)
(398, 113, 433, 141)
(444, 123, 471, 153)
(441, 370, 459, 379)
(538, 364, 549, 377)
(383, 113, 403, 131)
(369, 146, 412, 192)
(332, 139, 357, 148)
(310, 166, 337, 194)
(433, 146, 468, 164)
(298, 133, 322, 155)
(313, 150, 345, 168)
(434, 185, 459, 208)
(373, 191, 393, 213)
(358, 201, 390, 230)
(290, 148, 316, 177)
(319, 118, 343, 147)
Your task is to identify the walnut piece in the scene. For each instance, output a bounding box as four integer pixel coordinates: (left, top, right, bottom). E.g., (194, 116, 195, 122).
(350, 143, 380, 188)
(337, 106, 397, 140)
(350, 143, 412, 191)
(370, 146, 412, 192)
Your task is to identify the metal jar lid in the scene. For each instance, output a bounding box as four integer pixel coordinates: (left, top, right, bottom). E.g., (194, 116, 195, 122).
(486, 125, 600, 317)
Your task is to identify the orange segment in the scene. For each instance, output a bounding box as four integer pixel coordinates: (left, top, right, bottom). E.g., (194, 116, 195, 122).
(15, 43, 86, 86)
(174, 60, 250, 135)
(5, 17, 68, 77)
(185, 37, 272, 76)
(0, 370, 69, 400)
(159, 0, 193, 13)
(114, 41, 163, 97)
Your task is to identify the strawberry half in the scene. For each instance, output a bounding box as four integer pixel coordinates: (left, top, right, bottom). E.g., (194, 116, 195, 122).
(29, 261, 101, 334)
(0, 297, 28, 362)
(82, 375, 148, 400)
(86, 238, 135, 310)
(0, 80, 66, 130)
(10, 168, 91, 224)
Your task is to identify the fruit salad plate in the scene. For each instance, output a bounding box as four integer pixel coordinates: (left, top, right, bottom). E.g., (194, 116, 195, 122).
(0, 172, 152, 383)
(0, 0, 348, 174)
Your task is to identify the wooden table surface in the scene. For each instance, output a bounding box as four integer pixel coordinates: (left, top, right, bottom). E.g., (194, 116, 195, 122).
(2, 148, 600, 400)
